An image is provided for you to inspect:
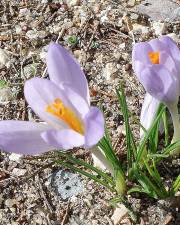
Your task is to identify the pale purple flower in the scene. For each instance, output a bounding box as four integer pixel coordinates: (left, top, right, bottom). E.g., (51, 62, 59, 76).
(140, 93, 160, 138)
(132, 36, 180, 105)
(0, 43, 104, 155)
(133, 36, 180, 149)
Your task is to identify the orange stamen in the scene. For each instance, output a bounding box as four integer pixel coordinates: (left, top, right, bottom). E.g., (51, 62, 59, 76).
(46, 98, 84, 135)
(148, 51, 160, 64)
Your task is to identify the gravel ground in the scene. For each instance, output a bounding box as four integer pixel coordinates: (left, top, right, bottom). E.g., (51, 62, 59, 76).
(0, 0, 179, 224)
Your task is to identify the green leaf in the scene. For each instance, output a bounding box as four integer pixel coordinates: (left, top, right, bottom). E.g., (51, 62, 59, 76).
(67, 35, 78, 46)
(162, 108, 169, 146)
(57, 151, 115, 186)
(147, 153, 169, 159)
(55, 159, 115, 193)
(172, 174, 180, 193)
(143, 159, 168, 195)
(0, 79, 8, 89)
(162, 141, 180, 155)
(137, 104, 165, 163)
(116, 86, 137, 169)
(127, 186, 145, 194)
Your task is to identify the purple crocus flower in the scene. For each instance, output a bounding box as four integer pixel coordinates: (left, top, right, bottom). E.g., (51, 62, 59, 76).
(140, 93, 160, 138)
(133, 36, 180, 153)
(133, 36, 180, 105)
(0, 43, 104, 155)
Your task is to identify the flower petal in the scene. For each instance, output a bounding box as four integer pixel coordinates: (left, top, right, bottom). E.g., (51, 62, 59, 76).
(47, 43, 90, 103)
(0, 121, 53, 155)
(41, 129, 84, 150)
(140, 65, 179, 104)
(160, 52, 178, 75)
(84, 107, 104, 148)
(160, 36, 180, 82)
(24, 77, 82, 130)
(140, 93, 160, 138)
(61, 84, 89, 118)
(132, 42, 153, 76)
(160, 36, 180, 62)
(132, 42, 153, 65)
(160, 51, 180, 91)
(149, 38, 167, 52)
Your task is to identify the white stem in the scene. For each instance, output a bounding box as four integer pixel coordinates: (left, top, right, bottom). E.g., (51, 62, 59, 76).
(90, 146, 114, 175)
(168, 103, 180, 155)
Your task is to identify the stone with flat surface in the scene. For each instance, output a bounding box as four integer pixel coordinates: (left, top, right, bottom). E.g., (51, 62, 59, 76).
(135, 0, 180, 21)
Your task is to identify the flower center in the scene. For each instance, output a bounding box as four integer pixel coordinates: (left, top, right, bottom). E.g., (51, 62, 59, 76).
(46, 98, 84, 135)
(148, 51, 160, 64)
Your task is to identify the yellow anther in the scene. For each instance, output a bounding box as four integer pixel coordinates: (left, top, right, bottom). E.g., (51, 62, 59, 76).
(148, 51, 160, 64)
(46, 98, 84, 135)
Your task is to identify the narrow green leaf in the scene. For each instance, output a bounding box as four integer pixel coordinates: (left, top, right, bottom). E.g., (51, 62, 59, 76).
(162, 109, 169, 146)
(162, 141, 180, 155)
(137, 105, 165, 163)
(57, 151, 115, 186)
(55, 160, 115, 193)
(116, 86, 137, 169)
(172, 174, 180, 193)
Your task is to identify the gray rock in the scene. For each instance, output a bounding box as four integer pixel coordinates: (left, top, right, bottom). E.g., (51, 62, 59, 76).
(50, 170, 84, 200)
(12, 168, 27, 176)
(135, 0, 180, 21)
(26, 30, 47, 40)
(0, 87, 13, 104)
(152, 21, 167, 36)
(9, 153, 22, 163)
(0, 49, 10, 69)
(23, 64, 38, 79)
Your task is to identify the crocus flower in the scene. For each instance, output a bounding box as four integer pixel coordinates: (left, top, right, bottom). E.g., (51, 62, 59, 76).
(140, 93, 160, 138)
(0, 43, 104, 155)
(132, 36, 180, 153)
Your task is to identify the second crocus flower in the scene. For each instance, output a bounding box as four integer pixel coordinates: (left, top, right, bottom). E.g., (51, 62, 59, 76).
(132, 36, 180, 154)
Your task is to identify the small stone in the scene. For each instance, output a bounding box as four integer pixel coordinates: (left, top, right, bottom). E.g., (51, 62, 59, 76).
(23, 64, 38, 79)
(127, 0, 136, 7)
(111, 204, 128, 225)
(0, 87, 13, 104)
(19, 8, 30, 16)
(37, 30, 47, 39)
(0, 48, 10, 68)
(132, 23, 149, 34)
(152, 21, 166, 36)
(40, 45, 48, 62)
(103, 62, 118, 81)
(113, 51, 121, 60)
(9, 153, 22, 163)
(73, 50, 86, 63)
(92, 220, 99, 225)
(65, 0, 80, 7)
(130, 13, 139, 20)
(26, 30, 38, 39)
(12, 168, 27, 177)
(26, 30, 47, 40)
(11, 222, 19, 225)
(119, 43, 126, 50)
(15, 25, 22, 34)
(5, 199, 16, 207)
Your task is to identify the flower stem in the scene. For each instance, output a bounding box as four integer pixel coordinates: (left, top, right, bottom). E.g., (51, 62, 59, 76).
(91, 146, 126, 195)
(168, 103, 180, 155)
(91, 146, 114, 175)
